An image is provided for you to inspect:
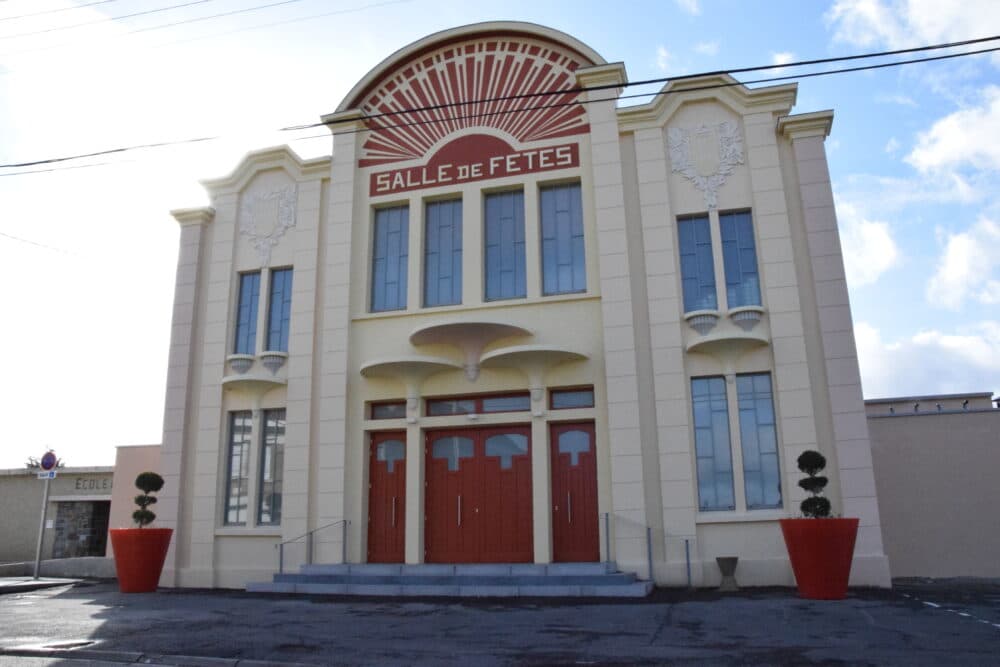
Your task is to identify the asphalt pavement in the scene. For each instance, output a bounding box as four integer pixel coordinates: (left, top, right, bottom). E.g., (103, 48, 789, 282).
(1, 579, 998, 666)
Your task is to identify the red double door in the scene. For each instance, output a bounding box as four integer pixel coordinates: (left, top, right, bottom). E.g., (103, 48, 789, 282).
(424, 426, 534, 563)
(368, 422, 599, 564)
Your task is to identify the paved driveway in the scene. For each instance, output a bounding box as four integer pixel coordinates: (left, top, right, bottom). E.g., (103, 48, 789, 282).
(1, 580, 998, 665)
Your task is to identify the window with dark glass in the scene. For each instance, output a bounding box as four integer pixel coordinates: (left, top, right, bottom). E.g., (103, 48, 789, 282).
(266, 268, 293, 352)
(371, 206, 409, 312)
(426, 392, 531, 416)
(720, 211, 762, 308)
(233, 272, 260, 354)
(485, 190, 526, 300)
(370, 401, 406, 420)
(736, 373, 782, 509)
(691, 377, 735, 511)
(678, 215, 717, 312)
(225, 411, 253, 525)
(550, 387, 595, 409)
(540, 183, 586, 295)
(424, 199, 462, 307)
(257, 409, 285, 525)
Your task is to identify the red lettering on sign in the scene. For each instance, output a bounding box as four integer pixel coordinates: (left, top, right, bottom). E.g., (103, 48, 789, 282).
(369, 134, 580, 196)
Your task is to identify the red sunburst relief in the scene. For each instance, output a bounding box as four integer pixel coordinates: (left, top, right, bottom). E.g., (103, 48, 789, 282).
(356, 35, 592, 167)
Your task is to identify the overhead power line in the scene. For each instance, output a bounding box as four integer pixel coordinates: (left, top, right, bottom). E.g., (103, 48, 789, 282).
(0, 0, 119, 23)
(0, 36, 997, 172)
(1, 0, 217, 39)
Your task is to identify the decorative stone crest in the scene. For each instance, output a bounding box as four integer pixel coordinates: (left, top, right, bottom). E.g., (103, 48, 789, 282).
(239, 185, 297, 266)
(668, 121, 744, 209)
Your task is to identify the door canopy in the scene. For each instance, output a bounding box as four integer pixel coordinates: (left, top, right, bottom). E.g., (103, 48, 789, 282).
(336, 22, 606, 168)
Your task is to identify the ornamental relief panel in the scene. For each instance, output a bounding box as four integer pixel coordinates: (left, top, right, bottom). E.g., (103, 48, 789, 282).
(238, 184, 297, 267)
(667, 120, 745, 210)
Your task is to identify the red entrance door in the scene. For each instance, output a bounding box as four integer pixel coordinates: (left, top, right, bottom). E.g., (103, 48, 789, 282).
(368, 432, 406, 563)
(425, 426, 533, 563)
(550, 422, 599, 562)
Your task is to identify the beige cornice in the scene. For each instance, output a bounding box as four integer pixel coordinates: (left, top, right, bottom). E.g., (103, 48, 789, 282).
(199, 145, 331, 192)
(170, 206, 215, 227)
(575, 62, 628, 92)
(320, 109, 367, 134)
(616, 74, 797, 132)
(778, 110, 834, 140)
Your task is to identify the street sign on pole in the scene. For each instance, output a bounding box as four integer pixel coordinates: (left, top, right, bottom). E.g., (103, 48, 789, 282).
(34, 450, 57, 580)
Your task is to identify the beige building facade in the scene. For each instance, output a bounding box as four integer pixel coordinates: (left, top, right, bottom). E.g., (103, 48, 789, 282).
(157, 22, 891, 589)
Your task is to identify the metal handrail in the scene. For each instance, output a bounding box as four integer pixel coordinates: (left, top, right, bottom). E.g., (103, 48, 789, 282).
(276, 519, 350, 574)
(602, 512, 654, 582)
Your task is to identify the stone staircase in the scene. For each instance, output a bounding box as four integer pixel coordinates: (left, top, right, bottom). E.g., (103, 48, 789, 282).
(247, 562, 652, 598)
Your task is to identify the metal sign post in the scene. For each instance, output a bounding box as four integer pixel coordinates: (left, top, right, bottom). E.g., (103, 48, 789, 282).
(33, 451, 58, 580)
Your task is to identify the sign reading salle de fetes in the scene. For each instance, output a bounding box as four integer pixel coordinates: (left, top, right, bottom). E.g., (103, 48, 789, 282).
(369, 134, 579, 197)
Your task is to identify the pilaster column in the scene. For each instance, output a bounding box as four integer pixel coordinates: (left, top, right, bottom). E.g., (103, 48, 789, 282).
(159, 206, 214, 587)
(780, 112, 890, 587)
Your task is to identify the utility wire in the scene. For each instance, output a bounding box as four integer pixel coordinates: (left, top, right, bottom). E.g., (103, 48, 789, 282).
(0, 0, 312, 53)
(1, 37, 997, 171)
(0, 230, 72, 253)
(1, 0, 217, 39)
(0, 0, 119, 23)
(283, 34, 1000, 131)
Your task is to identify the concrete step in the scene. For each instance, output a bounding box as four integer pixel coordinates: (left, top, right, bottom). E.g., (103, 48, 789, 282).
(272, 572, 638, 586)
(247, 580, 654, 598)
(298, 562, 617, 577)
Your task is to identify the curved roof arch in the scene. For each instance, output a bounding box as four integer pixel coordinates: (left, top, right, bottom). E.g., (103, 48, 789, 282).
(336, 21, 606, 113)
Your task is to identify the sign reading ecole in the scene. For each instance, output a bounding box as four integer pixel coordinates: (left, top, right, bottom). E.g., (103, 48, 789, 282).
(369, 134, 580, 197)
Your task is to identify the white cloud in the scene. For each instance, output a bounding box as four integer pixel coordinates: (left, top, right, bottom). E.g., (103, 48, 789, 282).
(855, 321, 1000, 399)
(676, 0, 700, 15)
(876, 93, 918, 107)
(656, 46, 673, 73)
(771, 51, 795, 66)
(694, 41, 719, 56)
(884, 137, 900, 154)
(836, 201, 901, 287)
(827, 0, 1000, 55)
(907, 86, 1000, 172)
(926, 217, 1000, 309)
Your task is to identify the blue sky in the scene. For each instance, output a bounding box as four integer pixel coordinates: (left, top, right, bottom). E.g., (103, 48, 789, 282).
(0, 0, 997, 467)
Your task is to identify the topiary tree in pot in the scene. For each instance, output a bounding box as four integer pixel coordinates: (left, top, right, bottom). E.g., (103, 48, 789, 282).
(110, 472, 174, 593)
(779, 451, 859, 600)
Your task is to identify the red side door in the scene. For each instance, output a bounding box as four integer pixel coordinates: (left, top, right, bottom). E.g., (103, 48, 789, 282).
(368, 432, 406, 563)
(550, 422, 599, 562)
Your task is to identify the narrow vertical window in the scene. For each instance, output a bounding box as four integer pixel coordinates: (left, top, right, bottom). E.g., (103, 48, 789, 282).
(258, 408, 285, 525)
(720, 211, 762, 308)
(233, 272, 260, 354)
(737, 373, 782, 509)
(678, 215, 717, 312)
(485, 190, 526, 300)
(225, 411, 253, 525)
(423, 199, 462, 307)
(371, 206, 409, 312)
(266, 268, 293, 352)
(691, 377, 735, 511)
(540, 183, 586, 295)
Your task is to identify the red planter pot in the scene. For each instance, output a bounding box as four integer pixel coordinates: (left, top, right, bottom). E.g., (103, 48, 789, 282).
(779, 518, 859, 600)
(110, 528, 173, 593)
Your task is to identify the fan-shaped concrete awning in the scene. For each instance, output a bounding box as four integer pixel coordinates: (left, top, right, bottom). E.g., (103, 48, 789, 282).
(360, 356, 463, 383)
(480, 344, 587, 386)
(409, 321, 531, 381)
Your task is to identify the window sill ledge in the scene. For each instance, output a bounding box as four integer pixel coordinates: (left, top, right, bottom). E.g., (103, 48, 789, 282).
(695, 509, 788, 525)
(215, 527, 283, 537)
